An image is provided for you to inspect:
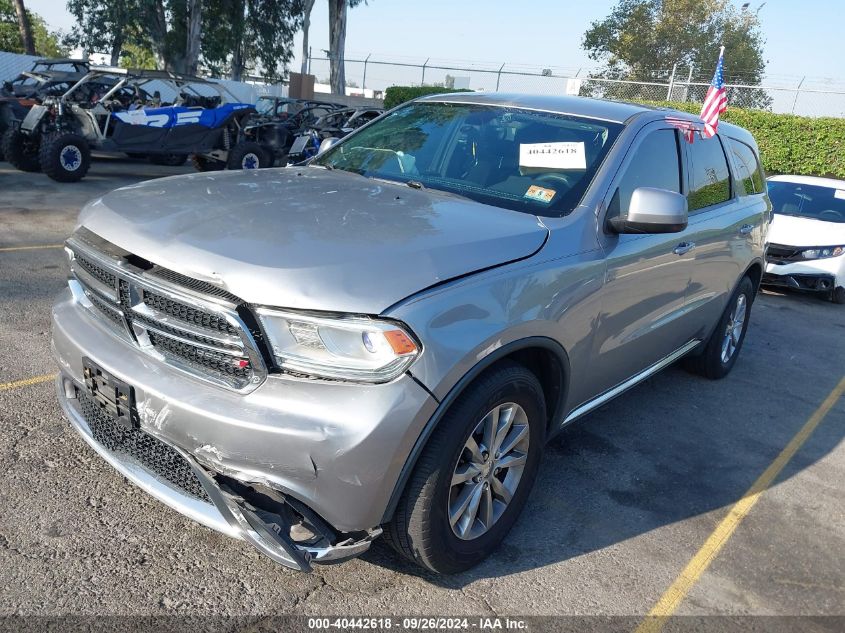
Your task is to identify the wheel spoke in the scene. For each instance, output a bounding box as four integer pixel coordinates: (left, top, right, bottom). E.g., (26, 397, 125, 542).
(449, 482, 479, 528)
(492, 405, 515, 454)
(721, 333, 731, 362)
(456, 483, 484, 538)
(464, 435, 484, 464)
(490, 476, 513, 504)
(479, 485, 494, 528)
(496, 451, 527, 470)
(451, 462, 481, 487)
(482, 406, 499, 453)
(497, 423, 529, 458)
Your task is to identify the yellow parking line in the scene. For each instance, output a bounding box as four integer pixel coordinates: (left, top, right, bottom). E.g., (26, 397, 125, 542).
(0, 244, 63, 253)
(0, 373, 57, 392)
(635, 375, 845, 633)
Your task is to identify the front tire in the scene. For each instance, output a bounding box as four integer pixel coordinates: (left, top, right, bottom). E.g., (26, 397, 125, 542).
(2, 127, 41, 172)
(831, 287, 845, 305)
(686, 276, 754, 379)
(39, 132, 90, 182)
(226, 141, 271, 170)
(385, 362, 545, 574)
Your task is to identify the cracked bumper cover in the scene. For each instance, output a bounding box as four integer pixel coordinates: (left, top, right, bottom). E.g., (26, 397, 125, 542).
(52, 289, 438, 568)
(764, 257, 843, 292)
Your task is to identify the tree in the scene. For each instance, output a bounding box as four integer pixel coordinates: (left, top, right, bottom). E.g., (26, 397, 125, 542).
(65, 0, 302, 80)
(327, 0, 365, 95)
(582, 0, 769, 107)
(66, 0, 143, 65)
(12, 0, 33, 54)
(119, 41, 156, 69)
(184, 0, 201, 74)
(299, 0, 314, 76)
(202, 0, 303, 81)
(1, 0, 63, 56)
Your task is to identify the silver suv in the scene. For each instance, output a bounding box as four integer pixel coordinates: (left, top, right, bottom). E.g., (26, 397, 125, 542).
(52, 93, 770, 573)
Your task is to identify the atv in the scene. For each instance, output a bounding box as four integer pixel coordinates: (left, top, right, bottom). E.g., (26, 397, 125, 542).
(2, 67, 260, 182)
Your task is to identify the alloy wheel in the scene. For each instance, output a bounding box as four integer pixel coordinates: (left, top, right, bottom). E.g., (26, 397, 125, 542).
(721, 293, 747, 363)
(448, 402, 530, 540)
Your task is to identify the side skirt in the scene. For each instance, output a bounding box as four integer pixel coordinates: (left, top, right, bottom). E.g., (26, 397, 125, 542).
(561, 338, 702, 426)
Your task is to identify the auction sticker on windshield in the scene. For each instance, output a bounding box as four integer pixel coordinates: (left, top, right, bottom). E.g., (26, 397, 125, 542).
(519, 141, 586, 172)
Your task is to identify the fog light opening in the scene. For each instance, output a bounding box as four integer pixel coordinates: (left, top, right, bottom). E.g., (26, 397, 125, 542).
(214, 473, 337, 548)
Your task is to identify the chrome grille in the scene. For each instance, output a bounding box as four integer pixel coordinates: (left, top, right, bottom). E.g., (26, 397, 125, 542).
(66, 233, 266, 393)
(142, 291, 239, 335)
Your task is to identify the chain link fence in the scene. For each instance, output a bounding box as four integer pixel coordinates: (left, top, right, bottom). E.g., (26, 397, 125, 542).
(307, 54, 845, 118)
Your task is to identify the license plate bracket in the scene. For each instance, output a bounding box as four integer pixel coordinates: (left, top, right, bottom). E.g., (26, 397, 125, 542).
(82, 357, 138, 430)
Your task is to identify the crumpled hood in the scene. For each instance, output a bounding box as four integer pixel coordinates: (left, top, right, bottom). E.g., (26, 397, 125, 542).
(768, 213, 845, 247)
(78, 167, 549, 313)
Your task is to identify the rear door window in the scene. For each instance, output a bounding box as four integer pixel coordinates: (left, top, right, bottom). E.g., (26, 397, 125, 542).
(728, 138, 765, 195)
(687, 135, 732, 211)
(609, 128, 681, 218)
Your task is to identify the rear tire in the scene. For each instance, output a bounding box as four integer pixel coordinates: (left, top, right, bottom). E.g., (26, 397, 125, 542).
(191, 154, 225, 172)
(2, 127, 41, 172)
(39, 132, 90, 182)
(226, 141, 271, 170)
(685, 276, 754, 379)
(832, 287, 845, 305)
(385, 362, 545, 574)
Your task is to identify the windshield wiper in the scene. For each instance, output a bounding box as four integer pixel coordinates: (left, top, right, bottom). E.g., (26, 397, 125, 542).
(406, 180, 424, 189)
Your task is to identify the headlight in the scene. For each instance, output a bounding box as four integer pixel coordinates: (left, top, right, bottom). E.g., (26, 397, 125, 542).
(255, 308, 420, 382)
(800, 246, 845, 259)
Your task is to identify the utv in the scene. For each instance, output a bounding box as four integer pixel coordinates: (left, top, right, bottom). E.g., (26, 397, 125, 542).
(240, 97, 345, 166)
(1, 59, 91, 160)
(2, 67, 259, 182)
(286, 107, 384, 164)
(2, 58, 90, 98)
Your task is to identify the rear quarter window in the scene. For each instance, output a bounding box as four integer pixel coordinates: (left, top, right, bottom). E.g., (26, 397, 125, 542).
(728, 138, 765, 195)
(686, 134, 732, 211)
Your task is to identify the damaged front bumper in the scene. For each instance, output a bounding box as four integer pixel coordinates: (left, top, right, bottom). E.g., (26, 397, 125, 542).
(52, 289, 438, 570)
(57, 375, 381, 571)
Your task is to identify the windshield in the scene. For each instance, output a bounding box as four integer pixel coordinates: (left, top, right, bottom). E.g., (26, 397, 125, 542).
(314, 102, 623, 216)
(768, 180, 845, 224)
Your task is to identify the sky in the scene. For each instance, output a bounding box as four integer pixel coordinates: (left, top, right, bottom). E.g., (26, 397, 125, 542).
(24, 0, 845, 88)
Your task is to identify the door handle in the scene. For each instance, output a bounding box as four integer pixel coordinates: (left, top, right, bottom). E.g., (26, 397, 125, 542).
(739, 223, 755, 235)
(673, 241, 696, 256)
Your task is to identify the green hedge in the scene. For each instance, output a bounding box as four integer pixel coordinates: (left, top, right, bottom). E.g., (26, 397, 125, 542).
(383, 86, 473, 110)
(647, 101, 845, 179)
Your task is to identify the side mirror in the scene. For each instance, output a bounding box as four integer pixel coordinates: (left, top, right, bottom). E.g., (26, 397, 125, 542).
(318, 137, 339, 154)
(608, 187, 688, 234)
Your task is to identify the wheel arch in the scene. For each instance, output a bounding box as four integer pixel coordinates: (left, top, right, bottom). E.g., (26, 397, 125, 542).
(382, 336, 570, 524)
(744, 258, 764, 294)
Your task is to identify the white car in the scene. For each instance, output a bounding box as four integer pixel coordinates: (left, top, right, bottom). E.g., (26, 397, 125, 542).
(764, 175, 845, 304)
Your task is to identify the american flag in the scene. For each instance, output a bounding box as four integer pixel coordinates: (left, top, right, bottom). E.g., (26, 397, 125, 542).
(665, 116, 697, 144)
(700, 47, 728, 138)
